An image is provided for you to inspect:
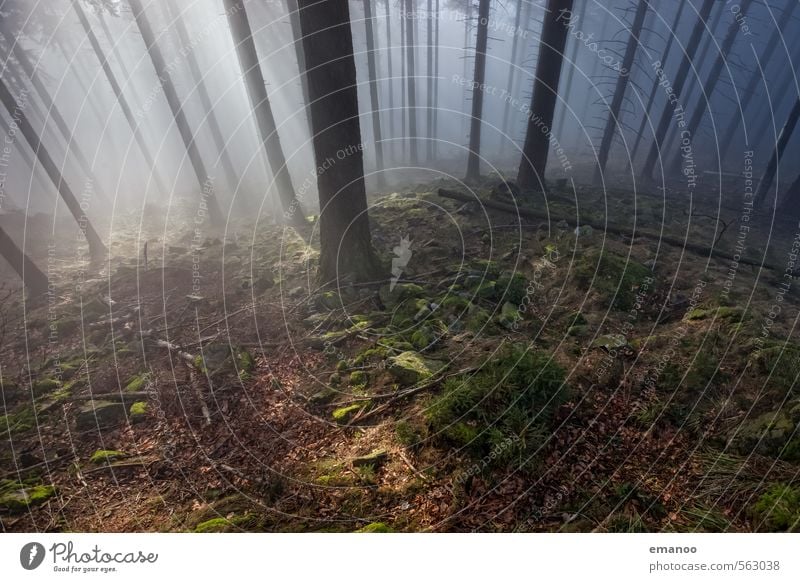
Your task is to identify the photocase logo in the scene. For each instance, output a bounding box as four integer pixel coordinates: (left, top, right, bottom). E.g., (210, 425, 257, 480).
(390, 236, 413, 291)
(20, 542, 45, 570)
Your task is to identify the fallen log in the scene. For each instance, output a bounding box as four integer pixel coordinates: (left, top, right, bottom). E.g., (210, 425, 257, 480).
(437, 188, 785, 273)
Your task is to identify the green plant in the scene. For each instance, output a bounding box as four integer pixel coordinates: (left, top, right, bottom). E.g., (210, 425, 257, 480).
(751, 484, 800, 532)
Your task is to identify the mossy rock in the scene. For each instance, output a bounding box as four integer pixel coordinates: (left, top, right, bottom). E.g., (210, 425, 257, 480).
(387, 351, 445, 385)
(0, 407, 35, 435)
(75, 401, 127, 431)
(352, 449, 388, 468)
(90, 450, 127, 464)
(498, 302, 522, 329)
(130, 401, 148, 421)
(466, 305, 491, 333)
(728, 412, 795, 457)
(349, 370, 368, 388)
(356, 522, 393, 533)
(574, 251, 654, 311)
(750, 484, 800, 532)
(332, 402, 368, 423)
(0, 483, 56, 514)
(125, 373, 150, 392)
(193, 514, 260, 533)
(496, 272, 527, 305)
(686, 306, 744, 322)
(590, 334, 630, 352)
(568, 311, 587, 326)
(410, 326, 435, 350)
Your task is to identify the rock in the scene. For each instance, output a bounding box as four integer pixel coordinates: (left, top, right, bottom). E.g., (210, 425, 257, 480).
(387, 351, 445, 385)
(89, 450, 127, 464)
(499, 302, 522, 329)
(288, 286, 305, 298)
(352, 449, 388, 468)
(33, 378, 60, 397)
(728, 412, 795, 457)
(356, 522, 393, 533)
(129, 401, 148, 422)
(332, 402, 367, 423)
(590, 334, 630, 351)
(76, 401, 127, 430)
(0, 483, 56, 514)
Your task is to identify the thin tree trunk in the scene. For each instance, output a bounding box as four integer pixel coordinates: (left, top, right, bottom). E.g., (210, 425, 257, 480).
(164, 0, 241, 201)
(629, 0, 686, 170)
(574, 5, 612, 149)
(640, 0, 715, 180)
(405, 0, 419, 165)
(554, 0, 588, 140)
(719, 0, 798, 163)
(461, 0, 473, 139)
(296, 0, 382, 284)
(0, 78, 107, 261)
(593, 0, 648, 184)
(385, 0, 395, 157)
(465, 0, 491, 182)
(98, 12, 143, 106)
(754, 98, 800, 208)
(223, 0, 306, 226)
(778, 172, 800, 219)
(0, 115, 50, 196)
(72, 0, 169, 198)
(426, 0, 434, 161)
(500, 0, 524, 151)
(401, 5, 407, 160)
(517, 0, 574, 190)
(285, 0, 314, 138)
(128, 0, 224, 226)
(5, 38, 108, 203)
(669, 0, 754, 173)
(0, 225, 48, 298)
(433, 0, 439, 158)
(363, 0, 386, 186)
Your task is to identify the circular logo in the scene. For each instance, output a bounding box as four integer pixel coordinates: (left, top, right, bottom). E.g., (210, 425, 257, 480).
(20, 542, 45, 570)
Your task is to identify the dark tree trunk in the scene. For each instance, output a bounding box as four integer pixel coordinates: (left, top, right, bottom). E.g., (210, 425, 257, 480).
(676, 0, 724, 115)
(285, 0, 314, 138)
(517, 0, 574, 191)
(669, 0, 754, 173)
(385, 0, 395, 156)
(554, 0, 588, 140)
(0, 78, 107, 261)
(593, 0, 648, 184)
(641, 0, 715, 180)
(222, 0, 305, 226)
(404, 0, 418, 165)
(461, 0, 473, 139)
(5, 37, 107, 203)
(0, 225, 48, 298)
(629, 0, 686, 169)
(465, 0, 491, 182)
(128, 0, 223, 226)
(432, 0, 439, 157)
(401, 5, 407, 159)
(719, 0, 798, 162)
(778, 172, 800, 219)
(164, 0, 241, 201)
(98, 13, 143, 105)
(0, 115, 50, 196)
(754, 98, 800, 208)
(296, 0, 383, 284)
(363, 0, 386, 186)
(72, 0, 169, 198)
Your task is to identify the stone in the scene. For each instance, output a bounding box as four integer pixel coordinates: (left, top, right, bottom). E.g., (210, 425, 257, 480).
(728, 412, 795, 457)
(387, 351, 445, 385)
(352, 449, 388, 468)
(76, 401, 127, 430)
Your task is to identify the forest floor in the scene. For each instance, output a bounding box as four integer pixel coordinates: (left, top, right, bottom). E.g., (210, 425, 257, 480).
(3, 175, 800, 532)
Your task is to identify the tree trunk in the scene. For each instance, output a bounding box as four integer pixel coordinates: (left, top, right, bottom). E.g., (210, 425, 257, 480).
(164, 0, 242, 202)
(0, 225, 48, 298)
(754, 98, 800, 208)
(593, 0, 648, 184)
(719, 0, 798, 162)
(5, 37, 108, 203)
(0, 115, 51, 196)
(385, 0, 395, 157)
(629, 0, 686, 169)
(432, 0, 439, 158)
(363, 0, 386, 186)
(285, 0, 314, 138)
(401, 6, 407, 160)
(517, 0, 574, 191)
(500, 0, 524, 151)
(640, 0, 715, 180)
(72, 0, 169, 198)
(128, 0, 224, 226)
(554, 0, 588, 141)
(296, 0, 383, 284)
(223, 0, 305, 226)
(0, 78, 107, 261)
(778, 172, 800, 219)
(426, 0, 434, 161)
(465, 0, 491, 182)
(669, 0, 754, 173)
(461, 0, 473, 139)
(98, 12, 143, 106)
(404, 0, 418, 165)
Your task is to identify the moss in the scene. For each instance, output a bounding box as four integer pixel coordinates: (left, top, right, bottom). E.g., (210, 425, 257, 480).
(0, 483, 56, 513)
(686, 306, 744, 322)
(750, 484, 800, 532)
(441, 295, 470, 310)
(125, 373, 149, 392)
(349, 370, 368, 388)
(356, 522, 393, 533)
(410, 327, 434, 350)
(336, 360, 348, 372)
(130, 401, 148, 417)
(387, 351, 445, 385)
(0, 407, 35, 435)
(574, 251, 653, 311)
(90, 450, 127, 464)
(33, 378, 61, 397)
(332, 402, 367, 423)
(193, 514, 259, 533)
(496, 272, 527, 305)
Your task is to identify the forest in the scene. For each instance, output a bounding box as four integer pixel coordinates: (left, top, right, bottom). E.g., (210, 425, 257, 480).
(1, 0, 800, 534)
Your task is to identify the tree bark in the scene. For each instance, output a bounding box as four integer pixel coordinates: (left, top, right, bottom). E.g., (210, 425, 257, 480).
(296, 0, 383, 284)
(0, 77, 107, 261)
(554, 0, 587, 141)
(404, 0, 419, 165)
(719, 0, 798, 163)
(629, 0, 686, 169)
(426, 0, 434, 162)
(754, 98, 800, 208)
(222, 0, 305, 226)
(432, 0, 439, 158)
(128, 0, 224, 226)
(72, 0, 169, 198)
(363, 0, 386, 186)
(500, 0, 525, 151)
(285, 0, 314, 138)
(517, 0, 574, 191)
(778, 172, 800, 219)
(593, 0, 648, 184)
(669, 0, 754, 174)
(640, 0, 715, 180)
(465, 0, 491, 182)
(0, 225, 48, 298)
(385, 0, 396, 156)
(164, 0, 242, 203)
